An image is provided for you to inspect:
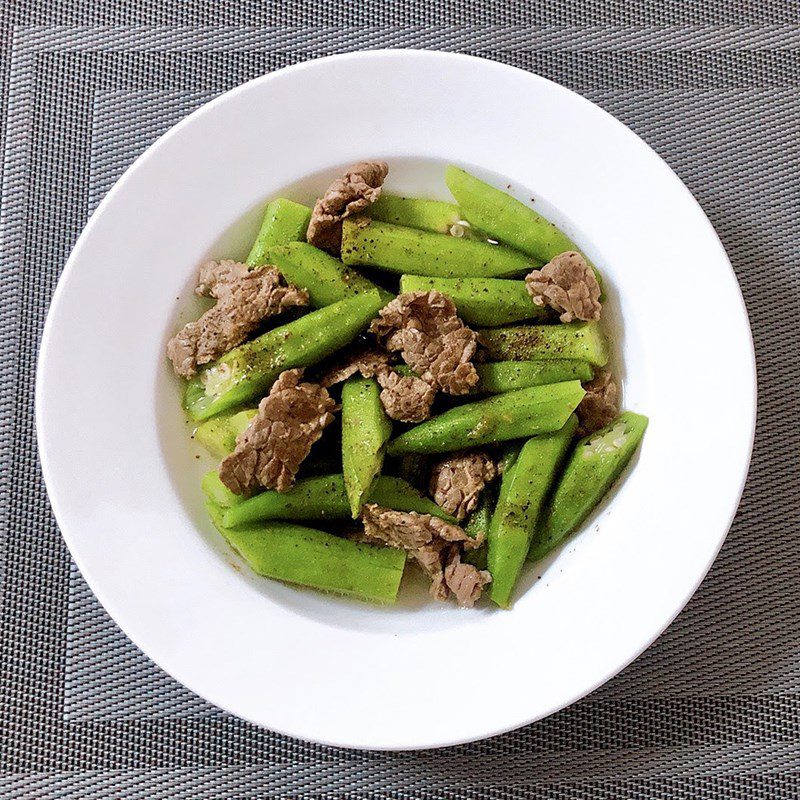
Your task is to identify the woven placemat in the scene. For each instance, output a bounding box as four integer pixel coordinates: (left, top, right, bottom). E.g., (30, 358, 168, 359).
(1, 3, 798, 798)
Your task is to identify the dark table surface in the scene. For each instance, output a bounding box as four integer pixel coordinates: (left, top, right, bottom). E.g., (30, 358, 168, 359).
(1, 2, 798, 798)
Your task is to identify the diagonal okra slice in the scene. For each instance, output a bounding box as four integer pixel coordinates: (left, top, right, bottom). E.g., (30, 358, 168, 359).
(207, 501, 406, 604)
(445, 166, 576, 263)
(342, 377, 392, 518)
(474, 361, 594, 394)
(399, 274, 546, 327)
(340, 217, 538, 278)
(386, 381, 585, 456)
(478, 321, 610, 367)
(193, 408, 258, 459)
(529, 411, 649, 562)
(201, 470, 244, 508)
(264, 241, 393, 307)
(184, 290, 384, 421)
(222, 474, 457, 528)
(488, 415, 578, 608)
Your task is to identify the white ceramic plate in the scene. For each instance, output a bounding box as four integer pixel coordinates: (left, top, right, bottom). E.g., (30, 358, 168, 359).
(36, 50, 756, 750)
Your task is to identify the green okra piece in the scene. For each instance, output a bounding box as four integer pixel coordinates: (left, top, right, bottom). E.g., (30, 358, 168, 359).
(399, 275, 546, 327)
(207, 501, 406, 604)
(446, 166, 605, 293)
(184, 291, 384, 421)
(222, 474, 457, 528)
(474, 360, 594, 394)
(478, 322, 610, 367)
(342, 377, 392, 518)
(369, 194, 463, 234)
(246, 198, 312, 266)
(488, 415, 578, 608)
(386, 381, 585, 456)
(264, 241, 393, 307)
(368, 475, 457, 523)
(201, 471, 244, 508)
(341, 217, 538, 279)
(445, 166, 576, 263)
(193, 408, 258, 459)
(529, 411, 649, 562)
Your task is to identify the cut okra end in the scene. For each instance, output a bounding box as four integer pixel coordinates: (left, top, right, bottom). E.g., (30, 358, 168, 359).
(201, 471, 244, 508)
(194, 407, 258, 459)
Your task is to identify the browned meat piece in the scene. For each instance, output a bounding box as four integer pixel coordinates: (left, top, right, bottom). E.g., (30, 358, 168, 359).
(360, 505, 486, 604)
(306, 161, 388, 252)
(167, 261, 309, 378)
(218, 369, 337, 494)
(370, 291, 479, 394)
(376, 370, 436, 422)
(525, 251, 602, 323)
(412, 540, 450, 601)
(577, 370, 619, 435)
(360, 504, 471, 550)
(429, 451, 498, 521)
(195, 260, 249, 298)
(443, 547, 492, 608)
(318, 347, 391, 387)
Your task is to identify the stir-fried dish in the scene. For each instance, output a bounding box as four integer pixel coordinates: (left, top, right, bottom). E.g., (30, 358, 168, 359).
(168, 163, 648, 608)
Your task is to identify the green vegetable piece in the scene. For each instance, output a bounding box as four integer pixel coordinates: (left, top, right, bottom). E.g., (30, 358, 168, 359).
(488, 415, 578, 607)
(478, 322, 610, 367)
(222, 474, 457, 528)
(369, 475, 457, 523)
(193, 408, 257, 458)
(185, 291, 384, 421)
(342, 377, 392, 518)
(465, 489, 494, 542)
(264, 241, 392, 307)
(475, 360, 594, 394)
(341, 218, 537, 279)
(201, 471, 244, 508)
(399, 275, 546, 327)
(207, 501, 406, 604)
(246, 198, 312, 266)
(529, 411, 649, 562)
(386, 381, 585, 455)
(445, 166, 576, 263)
(446, 166, 605, 293)
(370, 194, 462, 234)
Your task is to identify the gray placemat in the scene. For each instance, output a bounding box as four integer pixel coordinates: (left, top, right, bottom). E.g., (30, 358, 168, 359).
(1, 3, 799, 798)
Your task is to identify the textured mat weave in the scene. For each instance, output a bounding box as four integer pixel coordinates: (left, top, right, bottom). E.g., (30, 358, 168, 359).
(1, 3, 799, 798)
